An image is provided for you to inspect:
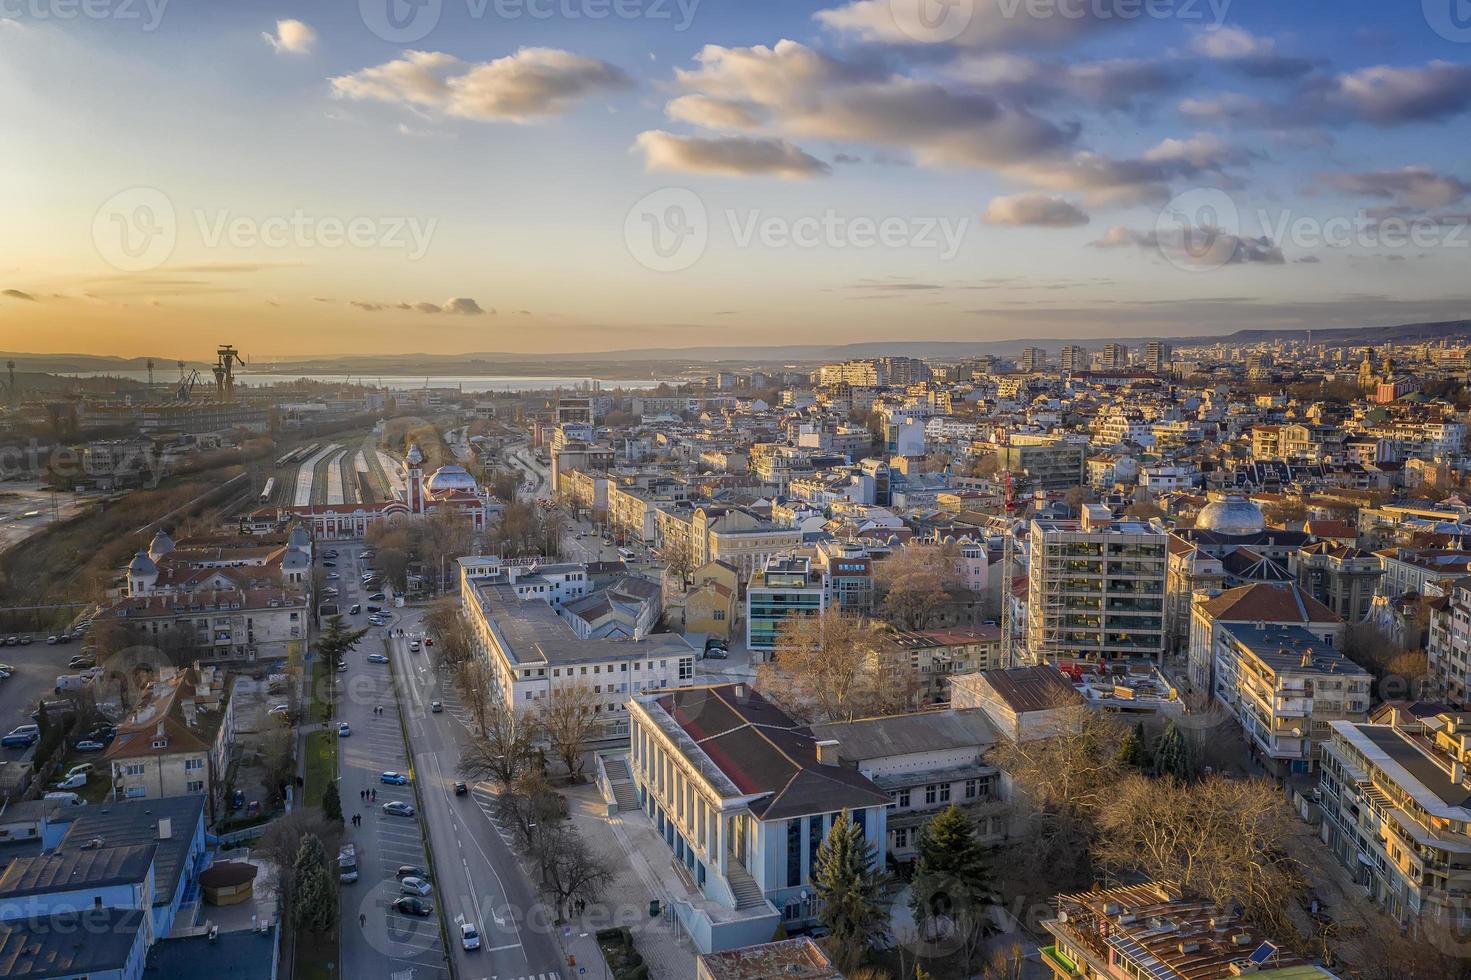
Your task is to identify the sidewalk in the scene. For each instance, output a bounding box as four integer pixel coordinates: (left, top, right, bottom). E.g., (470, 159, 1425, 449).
(562, 784, 699, 980)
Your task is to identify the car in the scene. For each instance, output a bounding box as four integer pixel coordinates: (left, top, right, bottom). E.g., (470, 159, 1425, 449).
(460, 923, 481, 951)
(408, 640, 421, 652)
(5, 636, 16, 646)
(326, 573, 340, 581)
(268, 703, 290, 715)
(68, 656, 94, 669)
(65, 763, 94, 779)
(321, 561, 336, 568)
(367, 592, 386, 602)
(53, 772, 87, 790)
(2, 725, 40, 748)
(74, 740, 105, 752)
(399, 876, 432, 896)
(17, 635, 31, 645)
(395, 865, 431, 880)
(382, 801, 415, 817)
(56, 634, 71, 644)
(335, 661, 348, 673)
(349, 604, 361, 615)
(325, 550, 338, 559)
(45, 636, 57, 645)
(366, 653, 389, 664)
(393, 896, 433, 917)
(454, 781, 468, 796)
(366, 605, 382, 613)
(703, 648, 728, 660)
(430, 700, 442, 713)
(380, 771, 409, 785)
(337, 723, 351, 737)
(424, 637, 433, 647)
(231, 789, 245, 810)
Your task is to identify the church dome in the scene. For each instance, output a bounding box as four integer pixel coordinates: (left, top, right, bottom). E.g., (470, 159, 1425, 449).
(1196, 494, 1266, 536)
(129, 551, 158, 576)
(424, 465, 478, 493)
(147, 530, 175, 561)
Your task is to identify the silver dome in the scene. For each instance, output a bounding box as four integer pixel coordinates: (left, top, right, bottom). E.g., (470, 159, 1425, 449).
(1196, 494, 1265, 536)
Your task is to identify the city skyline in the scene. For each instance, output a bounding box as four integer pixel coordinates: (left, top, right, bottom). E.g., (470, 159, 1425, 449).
(3, 1, 1471, 358)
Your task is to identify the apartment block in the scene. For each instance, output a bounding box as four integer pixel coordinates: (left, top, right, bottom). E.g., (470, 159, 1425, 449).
(745, 555, 827, 655)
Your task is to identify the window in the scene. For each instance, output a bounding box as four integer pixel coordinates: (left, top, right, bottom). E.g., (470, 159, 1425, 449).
(678, 658, 694, 681)
(187, 780, 204, 793)
(897, 788, 911, 808)
(787, 819, 802, 887)
(938, 783, 951, 803)
(924, 784, 937, 805)
(965, 778, 979, 800)
(893, 827, 910, 849)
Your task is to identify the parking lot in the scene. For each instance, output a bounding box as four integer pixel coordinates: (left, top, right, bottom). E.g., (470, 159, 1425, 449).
(0, 638, 91, 786)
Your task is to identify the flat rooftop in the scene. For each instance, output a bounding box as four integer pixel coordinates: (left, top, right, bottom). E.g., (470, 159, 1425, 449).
(469, 579, 693, 668)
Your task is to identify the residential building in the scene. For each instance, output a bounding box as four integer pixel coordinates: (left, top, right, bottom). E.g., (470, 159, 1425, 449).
(1026, 509, 1168, 663)
(1292, 543, 1383, 622)
(994, 441, 1086, 490)
(695, 937, 841, 980)
(1210, 624, 1372, 775)
(1186, 583, 1343, 695)
(93, 589, 308, 660)
(1429, 578, 1471, 705)
(746, 555, 827, 656)
(106, 667, 234, 814)
(626, 684, 891, 951)
(887, 626, 1006, 703)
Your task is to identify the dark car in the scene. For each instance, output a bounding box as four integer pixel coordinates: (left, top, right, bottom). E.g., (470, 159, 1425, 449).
(396, 865, 431, 880)
(231, 789, 245, 810)
(366, 605, 382, 613)
(367, 592, 386, 602)
(454, 782, 468, 796)
(393, 897, 434, 917)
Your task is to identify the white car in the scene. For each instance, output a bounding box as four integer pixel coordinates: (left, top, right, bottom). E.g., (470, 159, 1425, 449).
(53, 772, 87, 790)
(65, 763, 94, 779)
(337, 723, 351, 737)
(268, 703, 290, 715)
(399, 876, 432, 896)
(460, 922, 481, 951)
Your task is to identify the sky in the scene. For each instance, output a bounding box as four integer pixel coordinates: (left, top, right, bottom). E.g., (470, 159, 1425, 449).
(1, 0, 1470, 359)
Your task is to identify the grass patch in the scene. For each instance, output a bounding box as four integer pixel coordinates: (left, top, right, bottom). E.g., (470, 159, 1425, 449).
(303, 730, 338, 808)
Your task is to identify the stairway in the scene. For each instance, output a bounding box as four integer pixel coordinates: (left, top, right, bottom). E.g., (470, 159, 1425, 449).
(725, 863, 766, 910)
(602, 758, 640, 811)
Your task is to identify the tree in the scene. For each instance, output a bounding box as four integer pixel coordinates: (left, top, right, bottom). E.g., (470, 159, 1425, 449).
(910, 805, 991, 965)
(875, 544, 965, 630)
(262, 730, 296, 809)
(458, 698, 542, 789)
(321, 781, 343, 824)
(1150, 719, 1191, 781)
(258, 810, 340, 918)
(755, 612, 920, 724)
(812, 810, 888, 973)
(316, 615, 369, 721)
(981, 943, 1029, 980)
(539, 683, 600, 782)
(491, 769, 565, 847)
(290, 833, 338, 936)
(1116, 721, 1148, 770)
(532, 821, 614, 922)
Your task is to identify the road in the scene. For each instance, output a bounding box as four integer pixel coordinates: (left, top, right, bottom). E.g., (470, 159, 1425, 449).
(503, 443, 548, 501)
(331, 543, 451, 980)
(390, 603, 569, 980)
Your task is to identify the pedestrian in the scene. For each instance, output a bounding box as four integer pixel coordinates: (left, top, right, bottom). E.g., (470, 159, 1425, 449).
(372, 788, 377, 801)
(360, 913, 366, 928)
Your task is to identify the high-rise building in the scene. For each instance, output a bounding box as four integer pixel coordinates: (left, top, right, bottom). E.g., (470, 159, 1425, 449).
(1059, 345, 1085, 374)
(1143, 340, 1171, 374)
(1019, 347, 1046, 373)
(1026, 507, 1167, 663)
(1100, 343, 1128, 371)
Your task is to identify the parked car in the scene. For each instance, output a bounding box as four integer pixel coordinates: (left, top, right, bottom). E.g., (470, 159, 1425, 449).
(45, 636, 57, 645)
(67, 656, 94, 669)
(268, 703, 290, 715)
(349, 604, 361, 615)
(321, 561, 336, 568)
(53, 772, 87, 790)
(231, 789, 245, 810)
(337, 723, 351, 737)
(380, 771, 409, 785)
(396, 865, 431, 880)
(74, 740, 105, 752)
(366, 653, 389, 664)
(393, 896, 433, 916)
(382, 801, 415, 817)
(17, 635, 31, 645)
(56, 634, 71, 644)
(366, 605, 382, 613)
(86, 726, 116, 745)
(367, 592, 386, 602)
(65, 763, 94, 779)
(399, 876, 432, 896)
(2, 725, 40, 748)
(326, 573, 341, 581)
(460, 923, 481, 951)
(703, 647, 728, 660)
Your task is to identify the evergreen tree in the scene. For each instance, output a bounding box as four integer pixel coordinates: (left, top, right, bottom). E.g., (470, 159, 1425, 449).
(1116, 721, 1148, 769)
(322, 781, 343, 823)
(812, 810, 887, 972)
(910, 805, 991, 940)
(1150, 719, 1191, 781)
(290, 833, 338, 935)
(316, 615, 369, 720)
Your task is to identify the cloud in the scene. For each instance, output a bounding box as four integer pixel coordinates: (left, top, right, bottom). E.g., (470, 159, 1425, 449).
(814, 0, 1126, 49)
(351, 297, 489, 315)
(263, 19, 316, 55)
(983, 194, 1089, 228)
(1179, 92, 1274, 123)
(948, 54, 1192, 111)
(666, 94, 761, 129)
(1090, 224, 1285, 266)
(1320, 62, 1471, 125)
(1322, 166, 1471, 210)
(1015, 134, 1251, 207)
(331, 48, 632, 123)
(634, 131, 831, 178)
(1, 289, 36, 301)
(1191, 27, 1313, 78)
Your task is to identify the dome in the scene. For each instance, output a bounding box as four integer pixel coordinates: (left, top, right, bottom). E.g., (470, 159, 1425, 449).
(128, 551, 158, 576)
(148, 530, 175, 561)
(424, 465, 478, 493)
(1196, 494, 1265, 536)
(405, 444, 425, 467)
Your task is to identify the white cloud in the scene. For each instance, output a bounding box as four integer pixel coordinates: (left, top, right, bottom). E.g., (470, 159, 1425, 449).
(351, 297, 489, 315)
(331, 48, 631, 123)
(983, 194, 1089, 228)
(634, 131, 831, 178)
(815, 0, 1124, 49)
(263, 19, 316, 55)
(1323, 166, 1471, 210)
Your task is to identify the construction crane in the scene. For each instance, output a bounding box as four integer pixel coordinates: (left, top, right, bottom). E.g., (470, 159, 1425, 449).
(146, 359, 154, 392)
(2, 360, 15, 408)
(214, 345, 246, 401)
(177, 369, 201, 401)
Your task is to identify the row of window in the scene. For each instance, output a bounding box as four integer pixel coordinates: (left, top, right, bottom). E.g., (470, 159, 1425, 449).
(890, 775, 996, 809)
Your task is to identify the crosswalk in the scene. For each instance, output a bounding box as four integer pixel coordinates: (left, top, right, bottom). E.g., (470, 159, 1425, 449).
(474, 973, 561, 980)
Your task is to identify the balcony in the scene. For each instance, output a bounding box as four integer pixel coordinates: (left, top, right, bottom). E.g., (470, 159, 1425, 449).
(1040, 945, 1082, 978)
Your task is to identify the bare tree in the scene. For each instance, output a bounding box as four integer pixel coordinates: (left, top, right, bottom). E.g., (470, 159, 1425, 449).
(458, 695, 542, 789)
(490, 769, 564, 848)
(755, 612, 920, 723)
(532, 820, 614, 923)
(539, 683, 600, 782)
(875, 543, 964, 630)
